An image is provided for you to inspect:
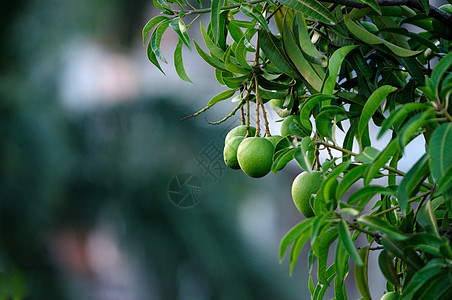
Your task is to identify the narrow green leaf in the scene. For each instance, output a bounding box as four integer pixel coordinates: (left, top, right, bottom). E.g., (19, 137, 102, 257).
(299, 94, 337, 133)
(336, 164, 368, 200)
(294, 13, 328, 67)
(401, 261, 449, 300)
(258, 29, 298, 77)
(279, 218, 314, 261)
(348, 185, 395, 206)
(211, 0, 221, 43)
(224, 47, 249, 74)
(378, 103, 429, 139)
(416, 0, 430, 13)
(150, 19, 172, 63)
(272, 148, 299, 173)
(142, 15, 169, 46)
(378, 250, 400, 287)
(436, 163, 452, 195)
(358, 215, 408, 240)
(339, 219, 364, 266)
(234, 36, 252, 70)
(240, 4, 270, 32)
(354, 246, 371, 300)
(282, 16, 323, 91)
(289, 229, 311, 275)
(417, 200, 439, 236)
(429, 123, 452, 184)
(174, 40, 193, 83)
(207, 89, 237, 106)
(194, 40, 228, 72)
(153, 0, 173, 13)
(313, 228, 338, 284)
(364, 139, 399, 186)
(358, 85, 395, 139)
(147, 38, 165, 73)
(277, 0, 337, 24)
(355, 147, 381, 163)
(344, 16, 422, 57)
(170, 18, 191, 50)
(200, 22, 224, 59)
(398, 110, 435, 149)
(398, 153, 430, 215)
(355, 0, 381, 14)
(315, 106, 347, 139)
(322, 45, 358, 95)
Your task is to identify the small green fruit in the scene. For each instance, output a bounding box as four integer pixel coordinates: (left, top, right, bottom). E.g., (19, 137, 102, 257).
(291, 171, 324, 217)
(225, 125, 256, 145)
(280, 115, 302, 137)
(237, 137, 274, 178)
(265, 135, 283, 148)
(380, 292, 398, 300)
(223, 136, 244, 169)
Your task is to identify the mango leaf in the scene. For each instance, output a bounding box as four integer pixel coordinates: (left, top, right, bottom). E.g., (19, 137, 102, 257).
(289, 229, 311, 275)
(358, 215, 408, 240)
(397, 110, 435, 149)
(234, 36, 252, 70)
(378, 103, 430, 139)
(207, 89, 237, 106)
(348, 185, 395, 208)
(200, 22, 225, 59)
(339, 219, 364, 266)
(147, 39, 165, 73)
(405, 233, 444, 256)
(258, 29, 298, 77)
(429, 123, 452, 184)
(313, 228, 338, 284)
(282, 16, 323, 91)
(416, 0, 430, 14)
(194, 40, 228, 72)
(174, 40, 193, 83)
(355, 146, 380, 163)
(272, 148, 299, 173)
(315, 105, 347, 140)
(414, 272, 452, 300)
(277, 0, 337, 24)
(279, 218, 314, 261)
(378, 250, 400, 287)
(336, 164, 368, 200)
(170, 18, 191, 50)
(436, 164, 452, 195)
(380, 235, 424, 271)
(299, 94, 337, 133)
(398, 153, 430, 215)
(322, 45, 358, 95)
(364, 139, 399, 186)
(417, 200, 439, 236)
(431, 52, 452, 96)
(240, 4, 269, 32)
(344, 16, 422, 57)
(153, 0, 173, 14)
(293, 13, 328, 67)
(142, 15, 170, 46)
(319, 160, 349, 204)
(358, 85, 396, 139)
(294, 137, 313, 173)
(355, 0, 381, 14)
(150, 19, 172, 63)
(224, 47, 249, 74)
(210, 0, 221, 44)
(401, 260, 451, 300)
(354, 246, 371, 300)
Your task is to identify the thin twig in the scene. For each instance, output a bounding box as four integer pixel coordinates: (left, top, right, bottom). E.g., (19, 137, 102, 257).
(205, 100, 244, 125)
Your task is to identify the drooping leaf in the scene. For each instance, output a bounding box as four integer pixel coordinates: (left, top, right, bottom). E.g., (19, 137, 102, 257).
(358, 85, 396, 139)
(429, 123, 452, 184)
(398, 153, 430, 215)
(207, 89, 237, 106)
(355, 147, 381, 163)
(417, 200, 440, 236)
(344, 16, 422, 57)
(299, 94, 337, 133)
(150, 19, 172, 63)
(258, 29, 298, 77)
(210, 0, 221, 43)
(277, 0, 337, 24)
(355, 0, 381, 14)
(378, 103, 430, 139)
(354, 246, 371, 300)
(378, 250, 400, 287)
(194, 40, 228, 72)
(240, 4, 270, 32)
(174, 40, 193, 83)
(170, 18, 191, 50)
(322, 45, 358, 95)
(200, 22, 225, 59)
(364, 139, 399, 186)
(358, 215, 408, 240)
(339, 219, 364, 266)
(336, 164, 368, 200)
(272, 148, 299, 173)
(348, 185, 396, 207)
(143, 15, 170, 46)
(279, 218, 314, 261)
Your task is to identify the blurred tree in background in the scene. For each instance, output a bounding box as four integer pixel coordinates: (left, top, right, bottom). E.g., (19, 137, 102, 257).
(0, 0, 306, 299)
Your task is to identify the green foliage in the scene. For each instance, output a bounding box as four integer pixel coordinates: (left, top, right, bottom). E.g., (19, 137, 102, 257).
(144, 0, 452, 298)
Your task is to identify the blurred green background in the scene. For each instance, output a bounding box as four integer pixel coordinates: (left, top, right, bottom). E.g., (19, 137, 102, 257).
(0, 1, 312, 299)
